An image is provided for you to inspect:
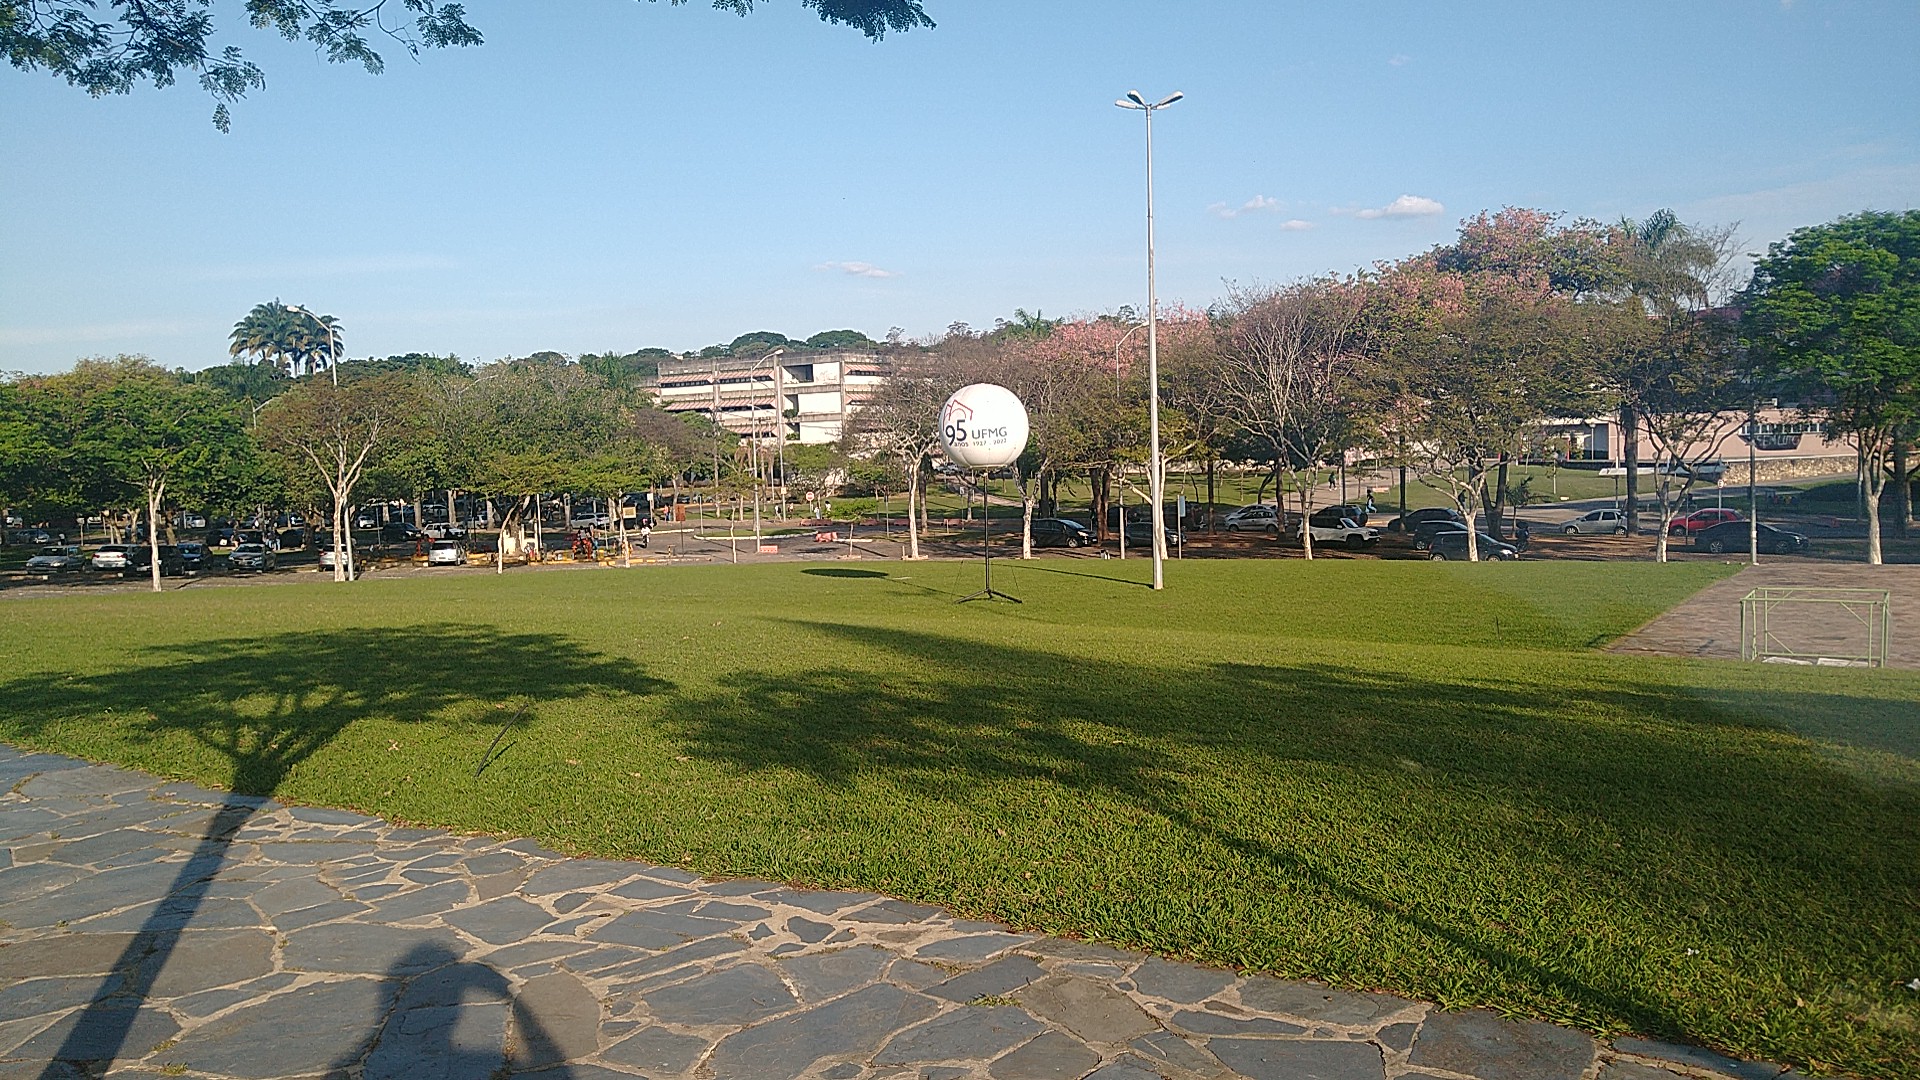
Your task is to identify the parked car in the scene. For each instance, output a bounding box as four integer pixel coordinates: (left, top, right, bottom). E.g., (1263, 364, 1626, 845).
(353, 511, 380, 530)
(1029, 518, 1097, 548)
(1223, 504, 1280, 532)
(175, 511, 209, 530)
(7, 528, 54, 546)
(1561, 508, 1629, 535)
(382, 522, 424, 544)
(204, 527, 238, 549)
(1314, 503, 1371, 527)
(319, 546, 350, 570)
(90, 544, 140, 572)
(228, 543, 276, 572)
(1386, 507, 1463, 533)
(1121, 521, 1181, 549)
(25, 546, 85, 572)
(176, 542, 209, 574)
(1428, 531, 1520, 561)
(234, 529, 278, 551)
(426, 539, 468, 566)
(151, 544, 187, 576)
(277, 528, 308, 549)
(423, 522, 467, 540)
(1412, 519, 1471, 550)
(1300, 516, 1380, 548)
(1667, 508, 1743, 535)
(1692, 520, 1809, 555)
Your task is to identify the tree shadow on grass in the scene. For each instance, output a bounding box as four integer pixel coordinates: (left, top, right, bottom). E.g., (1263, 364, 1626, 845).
(657, 619, 1919, 1075)
(2, 623, 667, 1077)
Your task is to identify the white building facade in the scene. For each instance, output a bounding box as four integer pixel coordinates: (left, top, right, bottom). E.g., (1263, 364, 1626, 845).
(652, 351, 890, 446)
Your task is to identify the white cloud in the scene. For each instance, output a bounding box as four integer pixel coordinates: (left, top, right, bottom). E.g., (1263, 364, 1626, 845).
(1278, 218, 1314, 231)
(816, 261, 899, 279)
(1351, 194, 1446, 220)
(1388, 54, 1411, 66)
(1209, 195, 1285, 219)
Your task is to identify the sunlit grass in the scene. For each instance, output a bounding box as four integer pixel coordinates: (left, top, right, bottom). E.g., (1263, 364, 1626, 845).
(2, 559, 1915, 1078)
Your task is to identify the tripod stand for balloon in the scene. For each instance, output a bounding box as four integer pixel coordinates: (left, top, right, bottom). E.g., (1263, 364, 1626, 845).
(957, 469, 1019, 604)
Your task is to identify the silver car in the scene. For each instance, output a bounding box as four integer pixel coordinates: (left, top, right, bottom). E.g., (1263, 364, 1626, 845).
(1561, 508, 1628, 535)
(426, 539, 467, 566)
(1223, 504, 1279, 532)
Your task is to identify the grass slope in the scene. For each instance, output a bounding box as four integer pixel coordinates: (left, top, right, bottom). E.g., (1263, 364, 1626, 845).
(2, 560, 1915, 1078)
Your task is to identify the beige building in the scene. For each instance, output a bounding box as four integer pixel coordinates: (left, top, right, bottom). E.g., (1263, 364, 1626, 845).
(653, 351, 890, 446)
(1547, 406, 1854, 483)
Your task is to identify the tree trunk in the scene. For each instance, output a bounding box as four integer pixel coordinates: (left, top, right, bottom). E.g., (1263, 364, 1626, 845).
(1622, 405, 1641, 534)
(1893, 434, 1912, 534)
(146, 482, 164, 593)
(904, 464, 922, 560)
(1296, 472, 1315, 560)
(1487, 457, 1510, 539)
(1205, 456, 1217, 532)
(1863, 438, 1888, 565)
(1019, 465, 1038, 559)
(1090, 467, 1110, 542)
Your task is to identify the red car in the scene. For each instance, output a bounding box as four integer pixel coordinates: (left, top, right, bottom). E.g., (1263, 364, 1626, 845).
(1668, 508, 1744, 535)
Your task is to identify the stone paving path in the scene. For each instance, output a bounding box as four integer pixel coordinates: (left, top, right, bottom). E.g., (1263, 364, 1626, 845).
(1, 747, 1816, 1080)
(1607, 563, 1919, 669)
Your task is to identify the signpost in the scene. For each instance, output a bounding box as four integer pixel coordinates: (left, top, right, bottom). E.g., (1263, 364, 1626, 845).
(940, 384, 1030, 603)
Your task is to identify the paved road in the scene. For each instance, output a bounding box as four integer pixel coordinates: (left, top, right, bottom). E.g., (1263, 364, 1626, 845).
(1608, 563, 1920, 669)
(1, 748, 1815, 1080)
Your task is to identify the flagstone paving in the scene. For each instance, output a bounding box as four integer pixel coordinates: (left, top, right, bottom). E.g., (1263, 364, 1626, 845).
(0, 747, 1816, 1079)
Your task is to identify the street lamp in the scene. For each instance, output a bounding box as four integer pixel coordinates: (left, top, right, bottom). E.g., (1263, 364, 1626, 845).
(286, 305, 340, 388)
(744, 347, 785, 549)
(1115, 89, 1182, 590)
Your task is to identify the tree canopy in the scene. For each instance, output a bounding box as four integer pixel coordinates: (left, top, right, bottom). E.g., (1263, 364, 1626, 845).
(3, 0, 934, 130)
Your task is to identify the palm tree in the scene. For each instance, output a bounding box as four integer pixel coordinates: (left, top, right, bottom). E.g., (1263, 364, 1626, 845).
(286, 312, 343, 378)
(229, 301, 298, 376)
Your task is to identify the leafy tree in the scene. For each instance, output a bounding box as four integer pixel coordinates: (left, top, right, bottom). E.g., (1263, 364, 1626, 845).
(846, 349, 960, 559)
(1742, 209, 1920, 564)
(0, 380, 59, 522)
(189, 358, 291, 412)
(37, 357, 254, 590)
(4, 0, 932, 130)
(1218, 281, 1369, 558)
(579, 349, 671, 392)
(726, 331, 796, 355)
(803, 329, 877, 350)
(1386, 286, 1593, 561)
(260, 371, 419, 580)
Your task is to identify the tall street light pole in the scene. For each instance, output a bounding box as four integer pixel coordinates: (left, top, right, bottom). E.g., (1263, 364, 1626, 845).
(1116, 89, 1182, 590)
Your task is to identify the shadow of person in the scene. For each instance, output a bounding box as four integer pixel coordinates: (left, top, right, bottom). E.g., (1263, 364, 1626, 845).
(350, 943, 585, 1079)
(354, 943, 508, 1079)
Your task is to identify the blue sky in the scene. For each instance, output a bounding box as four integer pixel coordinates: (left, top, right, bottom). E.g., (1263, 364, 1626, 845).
(2, 0, 1916, 374)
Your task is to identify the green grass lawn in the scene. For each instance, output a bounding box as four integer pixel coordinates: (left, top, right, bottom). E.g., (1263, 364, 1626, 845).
(3, 561, 1916, 1077)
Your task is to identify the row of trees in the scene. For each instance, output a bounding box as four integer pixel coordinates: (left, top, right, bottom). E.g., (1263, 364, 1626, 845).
(5, 208, 1913, 582)
(0, 351, 740, 590)
(853, 208, 1918, 564)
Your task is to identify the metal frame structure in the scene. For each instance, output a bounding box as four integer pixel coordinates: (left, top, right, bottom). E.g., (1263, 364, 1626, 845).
(1739, 586, 1892, 667)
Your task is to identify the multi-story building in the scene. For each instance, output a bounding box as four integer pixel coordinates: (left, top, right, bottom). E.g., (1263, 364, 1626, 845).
(1547, 405, 1852, 483)
(652, 351, 890, 446)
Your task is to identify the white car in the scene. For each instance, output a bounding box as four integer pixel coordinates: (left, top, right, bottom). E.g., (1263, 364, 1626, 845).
(426, 539, 467, 566)
(1223, 504, 1280, 532)
(1299, 518, 1379, 548)
(1562, 508, 1628, 535)
(90, 544, 136, 571)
